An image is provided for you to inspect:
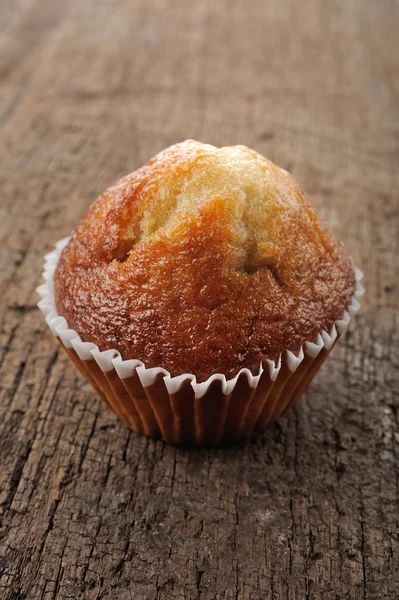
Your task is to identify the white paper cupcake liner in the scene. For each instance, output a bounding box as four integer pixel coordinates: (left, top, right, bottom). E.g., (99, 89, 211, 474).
(37, 237, 364, 446)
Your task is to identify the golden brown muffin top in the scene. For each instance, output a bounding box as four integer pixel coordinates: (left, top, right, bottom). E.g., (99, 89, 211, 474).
(54, 140, 355, 381)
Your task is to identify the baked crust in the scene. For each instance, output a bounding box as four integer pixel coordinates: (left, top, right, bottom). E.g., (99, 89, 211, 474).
(54, 141, 355, 381)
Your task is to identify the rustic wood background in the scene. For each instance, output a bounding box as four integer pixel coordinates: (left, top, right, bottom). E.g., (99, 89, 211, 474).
(1, 0, 398, 598)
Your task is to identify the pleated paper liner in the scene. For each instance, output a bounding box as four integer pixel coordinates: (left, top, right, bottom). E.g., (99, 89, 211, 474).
(37, 237, 364, 446)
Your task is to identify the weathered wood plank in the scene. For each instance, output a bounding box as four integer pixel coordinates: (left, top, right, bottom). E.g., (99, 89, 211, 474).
(0, 0, 398, 598)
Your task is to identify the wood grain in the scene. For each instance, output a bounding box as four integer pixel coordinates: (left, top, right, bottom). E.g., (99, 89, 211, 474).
(0, 0, 398, 598)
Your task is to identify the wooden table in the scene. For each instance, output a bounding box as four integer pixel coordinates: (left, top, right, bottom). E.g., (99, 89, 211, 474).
(1, 0, 398, 598)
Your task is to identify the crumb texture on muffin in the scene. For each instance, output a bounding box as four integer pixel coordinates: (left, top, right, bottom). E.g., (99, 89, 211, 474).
(54, 140, 355, 381)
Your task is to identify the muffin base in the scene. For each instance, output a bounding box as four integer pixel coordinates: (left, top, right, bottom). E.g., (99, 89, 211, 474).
(37, 237, 364, 446)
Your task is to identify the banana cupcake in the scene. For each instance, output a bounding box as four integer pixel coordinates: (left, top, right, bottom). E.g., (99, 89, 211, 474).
(37, 141, 364, 445)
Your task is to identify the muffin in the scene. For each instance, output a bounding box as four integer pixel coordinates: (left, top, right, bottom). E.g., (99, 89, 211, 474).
(37, 141, 364, 445)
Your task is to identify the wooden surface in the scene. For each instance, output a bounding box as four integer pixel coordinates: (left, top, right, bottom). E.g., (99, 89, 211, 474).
(0, 0, 398, 598)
